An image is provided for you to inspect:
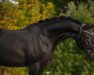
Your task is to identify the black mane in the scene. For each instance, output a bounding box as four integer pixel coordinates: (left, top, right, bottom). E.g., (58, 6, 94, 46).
(26, 16, 82, 28)
(39, 16, 81, 25)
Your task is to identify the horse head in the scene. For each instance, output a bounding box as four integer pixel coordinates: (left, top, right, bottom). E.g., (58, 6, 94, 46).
(76, 24, 94, 60)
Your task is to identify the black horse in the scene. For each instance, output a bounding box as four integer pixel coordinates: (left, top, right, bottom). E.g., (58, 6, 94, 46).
(0, 16, 94, 75)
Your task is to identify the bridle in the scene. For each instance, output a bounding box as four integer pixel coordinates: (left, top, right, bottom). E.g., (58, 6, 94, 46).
(79, 25, 94, 51)
(79, 25, 87, 50)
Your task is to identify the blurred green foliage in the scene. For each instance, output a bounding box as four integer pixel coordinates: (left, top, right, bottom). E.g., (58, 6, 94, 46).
(0, 0, 94, 75)
(66, 2, 94, 24)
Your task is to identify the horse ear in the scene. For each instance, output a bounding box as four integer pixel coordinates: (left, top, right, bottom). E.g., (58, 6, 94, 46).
(83, 24, 94, 30)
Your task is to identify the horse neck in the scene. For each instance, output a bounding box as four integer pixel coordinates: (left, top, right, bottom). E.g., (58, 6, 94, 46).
(44, 22, 78, 36)
(51, 31, 77, 46)
(45, 27, 78, 51)
(42, 22, 80, 47)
